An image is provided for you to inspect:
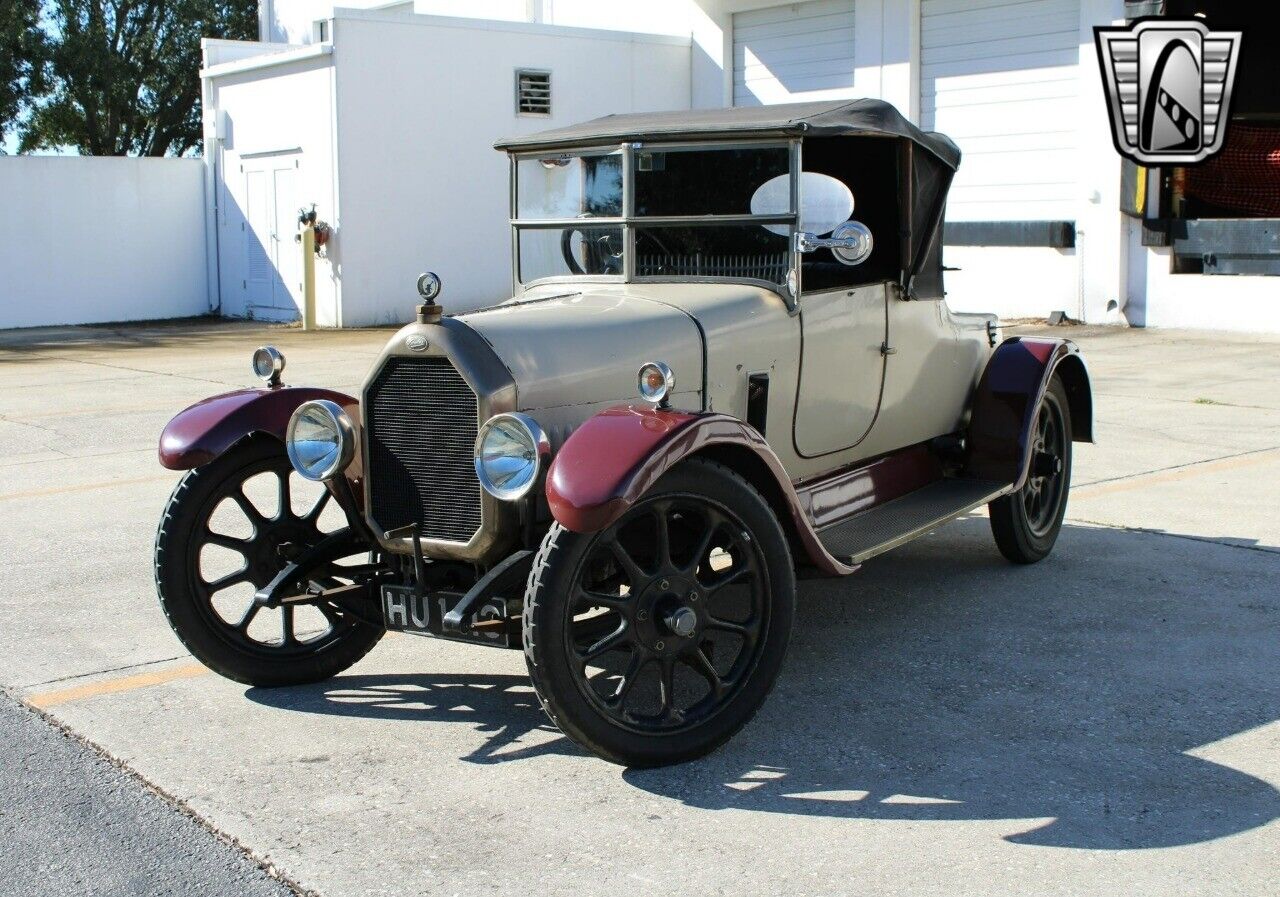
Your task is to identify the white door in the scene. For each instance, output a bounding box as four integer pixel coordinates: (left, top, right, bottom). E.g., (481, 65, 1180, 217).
(243, 169, 274, 312)
(237, 154, 302, 321)
(920, 0, 1081, 222)
(269, 165, 300, 315)
(733, 0, 857, 107)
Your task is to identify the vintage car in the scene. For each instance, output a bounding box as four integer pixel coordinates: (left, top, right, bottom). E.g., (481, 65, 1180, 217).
(155, 100, 1092, 767)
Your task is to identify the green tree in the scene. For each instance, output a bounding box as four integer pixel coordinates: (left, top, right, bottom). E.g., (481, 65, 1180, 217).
(0, 1, 47, 149)
(20, 0, 257, 156)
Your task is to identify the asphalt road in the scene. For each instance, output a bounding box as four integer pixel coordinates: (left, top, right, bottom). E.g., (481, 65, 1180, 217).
(0, 319, 1276, 896)
(0, 691, 295, 897)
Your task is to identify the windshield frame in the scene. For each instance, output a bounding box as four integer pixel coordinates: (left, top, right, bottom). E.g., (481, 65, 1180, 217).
(510, 138, 801, 306)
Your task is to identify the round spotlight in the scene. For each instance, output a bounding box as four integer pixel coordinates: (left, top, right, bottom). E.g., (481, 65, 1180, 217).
(252, 346, 285, 385)
(474, 413, 548, 502)
(637, 361, 675, 406)
(286, 400, 355, 482)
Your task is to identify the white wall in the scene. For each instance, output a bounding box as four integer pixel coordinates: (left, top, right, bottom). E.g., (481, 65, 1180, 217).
(330, 11, 691, 325)
(0, 157, 207, 329)
(1123, 222, 1280, 332)
(686, 0, 918, 113)
(261, 1, 698, 45)
(942, 246, 1080, 320)
(204, 46, 341, 325)
(921, 0, 1081, 223)
(261, 0, 414, 44)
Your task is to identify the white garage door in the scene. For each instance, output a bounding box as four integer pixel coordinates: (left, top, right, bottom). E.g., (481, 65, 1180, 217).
(921, 0, 1081, 222)
(733, 0, 856, 107)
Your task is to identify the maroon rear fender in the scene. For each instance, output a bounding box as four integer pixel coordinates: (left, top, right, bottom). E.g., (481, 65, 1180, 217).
(546, 405, 856, 576)
(158, 387, 357, 470)
(964, 337, 1093, 489)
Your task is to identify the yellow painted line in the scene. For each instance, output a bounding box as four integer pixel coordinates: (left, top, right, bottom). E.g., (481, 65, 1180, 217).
(25, 663, 210, 710)
(0, 472, 176, 502)
(1075, 448, 1280, 498)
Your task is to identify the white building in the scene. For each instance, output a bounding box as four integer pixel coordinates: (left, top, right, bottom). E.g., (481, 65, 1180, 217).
(200, 0, 1280, 331)
(203, 6, 690, 326)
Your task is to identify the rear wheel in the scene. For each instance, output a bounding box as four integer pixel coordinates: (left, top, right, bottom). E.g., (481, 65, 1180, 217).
(988, 376, 1073, 564)
(154, 437, 384, 687)
(523, 459, 795, 767)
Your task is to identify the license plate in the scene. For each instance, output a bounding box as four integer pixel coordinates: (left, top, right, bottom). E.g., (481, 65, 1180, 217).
(381, 585, 433, 633)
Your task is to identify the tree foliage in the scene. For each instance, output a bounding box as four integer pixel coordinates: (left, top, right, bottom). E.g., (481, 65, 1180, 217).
(0, 1, 48, 148)
(18, 1, 258, 156)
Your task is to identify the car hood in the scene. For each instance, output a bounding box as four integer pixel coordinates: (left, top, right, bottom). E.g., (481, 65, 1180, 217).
(458, 288, 704, 411)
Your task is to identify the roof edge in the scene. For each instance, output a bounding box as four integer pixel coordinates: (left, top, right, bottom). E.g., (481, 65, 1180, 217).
(494, 99, 960, 170)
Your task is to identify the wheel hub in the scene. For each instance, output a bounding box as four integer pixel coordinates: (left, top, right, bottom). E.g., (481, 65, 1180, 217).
(665, 606, 698, 638)
(246, 520, 314, 587)
(1032, 449, 1062, 479)
(633, 574, 702, 654)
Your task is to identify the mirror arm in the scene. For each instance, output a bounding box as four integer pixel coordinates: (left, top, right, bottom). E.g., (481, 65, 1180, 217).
(795, 232, 862, 253)
(795, 221, 874, 266)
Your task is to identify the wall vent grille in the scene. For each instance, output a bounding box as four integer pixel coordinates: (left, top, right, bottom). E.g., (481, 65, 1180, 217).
(516, 70, 551, 116)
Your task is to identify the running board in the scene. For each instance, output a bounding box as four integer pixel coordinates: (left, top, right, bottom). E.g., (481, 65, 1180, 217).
(816, 478, 1009, 565)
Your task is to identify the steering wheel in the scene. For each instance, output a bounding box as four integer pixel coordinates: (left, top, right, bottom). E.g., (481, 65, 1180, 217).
(560, 221, 676, 276)
(561, 223, 623, 275)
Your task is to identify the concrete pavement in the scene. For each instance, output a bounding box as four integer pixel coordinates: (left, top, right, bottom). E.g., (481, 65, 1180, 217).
(0, 318, 1276, 896)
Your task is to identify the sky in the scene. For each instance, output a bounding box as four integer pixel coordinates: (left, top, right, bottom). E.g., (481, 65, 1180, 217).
(2, 133, 74, 156)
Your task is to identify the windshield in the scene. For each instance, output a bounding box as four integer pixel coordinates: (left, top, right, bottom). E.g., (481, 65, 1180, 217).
(512, 144, 796, 289)
(516, 152, 622, 218)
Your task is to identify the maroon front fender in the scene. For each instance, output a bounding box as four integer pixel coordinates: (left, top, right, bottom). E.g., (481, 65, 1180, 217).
(964, 337, 1093, 490)
(158, 386, 357, 470)
(546, 405, 856, 576)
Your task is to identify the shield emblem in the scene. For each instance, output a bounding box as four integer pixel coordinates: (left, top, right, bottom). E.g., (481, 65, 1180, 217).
(1095, 19, 1242, 165)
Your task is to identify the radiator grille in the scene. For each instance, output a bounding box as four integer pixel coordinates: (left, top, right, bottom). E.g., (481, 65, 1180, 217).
(366, 357, 482, 542)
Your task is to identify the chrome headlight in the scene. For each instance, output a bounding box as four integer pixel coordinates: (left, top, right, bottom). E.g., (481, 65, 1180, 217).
(286, 400, 354, 482)
(474, 413, 549, 501)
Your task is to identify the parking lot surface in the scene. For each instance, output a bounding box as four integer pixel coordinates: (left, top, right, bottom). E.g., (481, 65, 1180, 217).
(0, 319, 1276, 896)
(0, 691, 295, 897)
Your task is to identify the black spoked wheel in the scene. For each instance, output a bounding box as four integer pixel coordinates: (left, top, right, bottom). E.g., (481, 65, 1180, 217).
(524, 459, 795, 767)
(989, 375, 1073, 564)
(155, 437, 383, 686)
(570, 497, 769, 732)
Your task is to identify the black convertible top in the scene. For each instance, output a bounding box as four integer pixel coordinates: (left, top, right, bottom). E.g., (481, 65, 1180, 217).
(495, 98, 960, 170)
(498, 99, 959, 300)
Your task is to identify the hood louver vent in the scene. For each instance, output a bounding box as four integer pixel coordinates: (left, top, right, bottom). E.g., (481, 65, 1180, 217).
(516, 70, 551, 116)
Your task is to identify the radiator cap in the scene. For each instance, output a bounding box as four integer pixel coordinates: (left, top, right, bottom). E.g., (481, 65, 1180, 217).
(416, 272, 443, 323)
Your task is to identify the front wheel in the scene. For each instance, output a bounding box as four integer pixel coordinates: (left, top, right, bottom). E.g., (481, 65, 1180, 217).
(154, 437, 384, 687)
(523, 459, 795, 767)
(988, 375, 1073, 564)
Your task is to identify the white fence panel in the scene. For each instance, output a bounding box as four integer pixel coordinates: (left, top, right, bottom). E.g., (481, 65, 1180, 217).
(0, 156, 208, 329)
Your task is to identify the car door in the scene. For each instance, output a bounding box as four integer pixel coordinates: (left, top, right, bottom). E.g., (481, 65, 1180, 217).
(792, 282, 888, 456)
(855, 293, 989, 459)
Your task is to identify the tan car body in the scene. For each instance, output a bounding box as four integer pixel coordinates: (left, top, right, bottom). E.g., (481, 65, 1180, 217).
(365, 275, 995, 563)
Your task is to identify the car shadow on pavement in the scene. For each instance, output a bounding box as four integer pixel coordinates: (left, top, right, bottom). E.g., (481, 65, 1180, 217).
(625, 518, 1280, 850)
(246, 672, 580, 765)
(251, 518, 1279, 851)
